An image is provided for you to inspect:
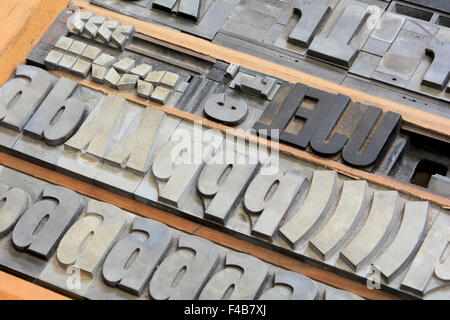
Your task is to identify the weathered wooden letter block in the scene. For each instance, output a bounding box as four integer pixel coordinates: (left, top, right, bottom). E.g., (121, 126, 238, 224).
(342, 108, 401, 168)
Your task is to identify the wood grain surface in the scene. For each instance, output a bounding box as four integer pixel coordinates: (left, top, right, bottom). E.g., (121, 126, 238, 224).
(71, 0, 450, 139)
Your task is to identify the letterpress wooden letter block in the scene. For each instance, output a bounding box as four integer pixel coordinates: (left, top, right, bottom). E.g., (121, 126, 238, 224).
(199, 251, 269, 300)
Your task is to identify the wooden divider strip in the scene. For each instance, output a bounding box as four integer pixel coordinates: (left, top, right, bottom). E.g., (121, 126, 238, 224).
(0, 152, 400, 300)
(72, 0, 450, 139)
(52, 71, 450, 210)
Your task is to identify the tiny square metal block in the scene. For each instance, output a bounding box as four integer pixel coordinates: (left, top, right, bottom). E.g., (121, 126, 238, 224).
(137, 80, 154, 99)
(104, 68, 121, 88)
(130, 64, 153, 79)
(92, 64, 108, 83)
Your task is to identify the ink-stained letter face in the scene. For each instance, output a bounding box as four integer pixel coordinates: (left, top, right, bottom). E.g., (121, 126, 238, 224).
(149, 234, 220, 300)
(23, 77, 86, 146)
(199, 251, 269, 300)
(12, 185, 85, 260)
(0, 65, 55, 131)
(253, 84, 343, 151)
(102, 216, 173, 296)
(56, 200, 128, 276)
(310, 94, 350, 156)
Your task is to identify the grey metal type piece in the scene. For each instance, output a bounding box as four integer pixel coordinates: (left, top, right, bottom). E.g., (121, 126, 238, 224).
(12, 184, 85, 260)
(203, 93, 249, 126)
(288, 0, 331, 48)
(199, 251, 269, 300)
(373, 201, 429, 283)
(244, 170, 306, 241)
(55, 200, 129, 276)
(340, 191, 401, 272)
(259, 269, 318, 300)
(23, 77, 85, 146)
(149, 234, 221, 300)
(309, 180, 369, 260)
(0, 65, 55, 131)
(280, 170, 339, 248)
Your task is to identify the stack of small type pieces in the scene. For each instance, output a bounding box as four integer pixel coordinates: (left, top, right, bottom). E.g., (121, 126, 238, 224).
(67, 11, 134, 50)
